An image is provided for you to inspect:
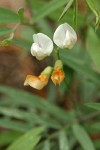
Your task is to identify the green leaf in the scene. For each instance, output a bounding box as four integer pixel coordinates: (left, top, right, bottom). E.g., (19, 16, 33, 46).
(60, 49, 100, 86)
(85, 102, 100, 110)
(7, 127, 44, 150)
(0, 85, 75, 123)
(72, 123, 95, 150)
(37, 19, 53, 38)
(0, 106, 30, 119)
(91, 122, 100, 131)
(79, 80, 97, 102)
(0, 131, 22, 147)
(58, 0, 74, 21)
(73, 0, 78, 30)
(12, 38, 31, 52)
(0, 7, 19, 23)
(43, 140, 50, 150)
(49, 8, 84, 28)
(0, 27, 11, 36)
(18, 8, 24, 23)
(0, 118, 31, 132)
(26, 0, 53, 37)
(32, 0, 69, 23)
(25, 0, 45, 12)
(0, 102, 61, 130)
(85, 0, 100, 28)
(86, 27, 100, 69)
(59, 131, 70, 150)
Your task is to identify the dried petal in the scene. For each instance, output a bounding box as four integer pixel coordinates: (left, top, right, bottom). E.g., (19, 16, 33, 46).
(51, 68, 65, 85)
(24, 75, 49, 90)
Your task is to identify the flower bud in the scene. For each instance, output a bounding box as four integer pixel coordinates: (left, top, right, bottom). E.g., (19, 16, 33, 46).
(51, 60, 65, 85)
(24, 66, 53, 90)
(31, 33, 53, 60)
(53, 23, 77, 49)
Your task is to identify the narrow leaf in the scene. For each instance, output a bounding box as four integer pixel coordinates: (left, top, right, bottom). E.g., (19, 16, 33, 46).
(85, 0, 100, 28)
(7, 127, 44, 150)
(32, 0, 69, 23)
(0, 7, 19, 23)
(0, 85, 75, 123)
(0, 118, 31, 132)
(59, 131, 70, 150)
(86, 27, 100, 69)
(0, 27, 11, 36)
(43, 140, 50, 150)
(58, 0, 74, 21)
(72, 123, 95, 150)
(91, 122, 100, 131)
(60, 49, 100, 86)
(0, 131, 22, 147)
(85, 102, 100, 110)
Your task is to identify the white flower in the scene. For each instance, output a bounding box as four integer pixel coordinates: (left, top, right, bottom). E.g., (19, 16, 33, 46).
(31, 33, 53, 60)
(53, 23, 77, 49)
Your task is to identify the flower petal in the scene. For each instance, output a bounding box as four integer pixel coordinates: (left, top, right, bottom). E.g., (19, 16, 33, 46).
(33, 33, 53, 55)
(53, 23, 77, 49)
(53, 24, 66, 48)
(51, 68, 65, 85)
(31, 43, 41, 56)
(24, 75, 49, 90)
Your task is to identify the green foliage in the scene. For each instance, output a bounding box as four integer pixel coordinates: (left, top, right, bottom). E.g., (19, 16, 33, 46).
(73, 0, 78, 30)
(58, 0, 74, 21)
(0, 7, 19, 23)
(7, 127, 44, 150)
(0, 33, 14, 46)
(31, 0, 69, 23)
(59, 131, 70, 150)
(0, 85, 74, 123)
(0, 131, 22, 147)
(85, 0, 100, 29)
(42, 140, 50, 150)
(86, 27, 100, 69)
(60, 48, 100, 86)
(0, 27, 11, 36)
(86, 103, 100, 110)
(72, 123, 95, 150)
(18, 8, 25, 23)
(0, 0, 100, 150)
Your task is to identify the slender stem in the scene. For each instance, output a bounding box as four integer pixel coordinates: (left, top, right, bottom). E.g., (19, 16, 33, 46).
(73, 0, 78, 30)
(12, 23, 20, 33)
(55, 47, 60, 60)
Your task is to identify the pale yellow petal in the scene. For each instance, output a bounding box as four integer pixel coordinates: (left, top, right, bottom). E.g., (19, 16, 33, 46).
(24, 75, 49, 90)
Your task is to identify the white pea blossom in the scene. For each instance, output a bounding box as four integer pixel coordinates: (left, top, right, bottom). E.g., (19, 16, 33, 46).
(53, 23, 77, 49)
(31, 33, 53, 60)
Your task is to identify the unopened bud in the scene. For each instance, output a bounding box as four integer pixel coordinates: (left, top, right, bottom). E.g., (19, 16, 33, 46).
(51, 60, 65, 85)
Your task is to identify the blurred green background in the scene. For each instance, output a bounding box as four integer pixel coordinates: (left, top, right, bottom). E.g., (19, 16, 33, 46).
(0, 0, 100, 150)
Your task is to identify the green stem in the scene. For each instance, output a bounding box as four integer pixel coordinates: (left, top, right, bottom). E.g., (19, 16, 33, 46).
(55, 47, 60, 60)
(12, 23, 20, 33)
(73, 0, 78, 30)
